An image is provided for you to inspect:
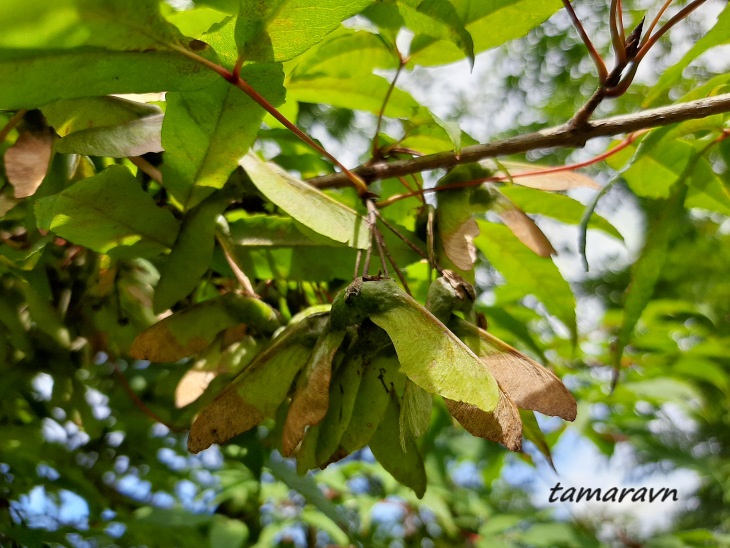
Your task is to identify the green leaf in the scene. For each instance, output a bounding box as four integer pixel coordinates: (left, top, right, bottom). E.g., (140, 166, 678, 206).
(162, 63, 285, 209)
(209, 517, 249, 548)
(646, 7, 730, 106)
(330, 277, 501, 414)
(406, 0, 562, 67)
(290, 28, 399, 79)
(153, 188, 232, 313)
(42, 96, 161, 137)
(369, 388, 427, 498)
(475, 220, 577, 341)
(606, 132, 698, 199)
(315, 342, 365, 465)
(615, 184, 688, 369)
(0, 48, 216, 110)
(240, 153, 369, 249)
(407, 0, 475, 68)
(287, 73, 421, 117)
(233, 0, 376, 62)
(167, 6, 230, 39)
(0, 0, 186, 51)
(229, 213, 346, 247)
(339, 333, 403, 453)
(520, 409, 556, 471)
(54, 114, 163, 157)
(499, 186, 623, 241)
(399, 379, 432, 450)
(35, 165, 179, 258)
(266, 454, 351, 532)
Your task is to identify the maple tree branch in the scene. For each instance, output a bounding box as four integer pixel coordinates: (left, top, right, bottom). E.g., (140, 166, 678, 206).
(308, 93, 730, 189)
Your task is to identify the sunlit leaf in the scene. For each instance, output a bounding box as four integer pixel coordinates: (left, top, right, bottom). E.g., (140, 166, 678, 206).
(0, 49, 216, 110)
(240, 153, 369, 249)
(646, 7, 730, 106)
(286, 73, 420, 118)
(405, 0, 562, 67)
(234, 0, 375, 62)
(163, 63, 285, 209)
(35, 165, 179, 258)
(290, 28, 398, 79)
(330, 277, 501, 414)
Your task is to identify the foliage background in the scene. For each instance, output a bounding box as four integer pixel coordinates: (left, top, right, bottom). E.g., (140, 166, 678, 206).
(1, 0, 729, 546)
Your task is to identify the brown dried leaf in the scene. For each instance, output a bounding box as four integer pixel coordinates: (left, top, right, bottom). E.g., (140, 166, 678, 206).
(498, 207, 555, 258)
(281, 328, 346, 456)
(130, 297, 240, 362)
(175, 369, 216, 408)
(453, 319, 577, 421)
(445, 390, 522, 451)
(188, 389, 265, 453)
(498, 160, 601, 190)
(442, 217, 479, 270)
(5, 129, 53, 198)
(188, 314, 327, 453)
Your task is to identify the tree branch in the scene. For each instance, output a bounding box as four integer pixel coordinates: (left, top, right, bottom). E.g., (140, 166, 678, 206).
(308, 93, 730, 189)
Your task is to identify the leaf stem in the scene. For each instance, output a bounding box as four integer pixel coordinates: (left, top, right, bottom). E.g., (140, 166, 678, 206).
(372, 56, 406, 158)
(563, 0, 608, 83)
(635, 0, 707, 63)
(215, 227, 257, 296)
(0, 110, 27, 143)
(642, 0, 673, 46)
(373, 208, 428, 260)
(129, 156, 162, 183)
(610, 0, 626, 65)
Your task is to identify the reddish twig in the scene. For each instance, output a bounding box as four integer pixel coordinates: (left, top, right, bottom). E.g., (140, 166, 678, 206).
(376, 130, 644, 207)
(563, 0, 608, 83)
(635, 0, 707, 63)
